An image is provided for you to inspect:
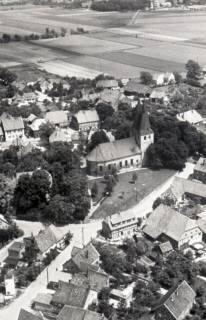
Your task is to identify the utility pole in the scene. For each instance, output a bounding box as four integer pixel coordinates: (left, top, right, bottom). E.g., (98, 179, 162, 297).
(82, 222, 85, 248)
(46, 266, 49, 285)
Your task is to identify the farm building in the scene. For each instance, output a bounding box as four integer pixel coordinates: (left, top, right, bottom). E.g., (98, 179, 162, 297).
(1, 114, 24, 142)
(143, 204, 202, 248)
(154, 280, 195, 320)
(176, 110, 203, 124)
(45, 111, 69, 127)
(86, 108, 154, 175)
(72, 109, 100, 132)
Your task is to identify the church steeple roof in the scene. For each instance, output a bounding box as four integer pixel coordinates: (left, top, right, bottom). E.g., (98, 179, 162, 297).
(139, 108, 153, 136)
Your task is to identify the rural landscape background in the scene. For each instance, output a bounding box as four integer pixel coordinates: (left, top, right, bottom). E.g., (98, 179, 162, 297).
(1, 6, 206, 78)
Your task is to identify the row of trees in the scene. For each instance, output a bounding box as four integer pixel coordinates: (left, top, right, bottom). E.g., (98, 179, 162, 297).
(0, 27, 67, 44)
(91, 0, 150, 11)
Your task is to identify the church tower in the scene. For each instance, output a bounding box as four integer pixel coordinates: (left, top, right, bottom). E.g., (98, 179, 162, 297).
(133, 103, 154, 156)
(138, 110, 154, 155)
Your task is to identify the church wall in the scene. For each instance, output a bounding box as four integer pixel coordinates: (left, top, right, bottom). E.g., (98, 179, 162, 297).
(87, 154, 142, 176)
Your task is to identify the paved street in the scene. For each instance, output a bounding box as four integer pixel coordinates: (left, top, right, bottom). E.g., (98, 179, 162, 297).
(0, 163, 194, 319)
(0, 221, 101, 320)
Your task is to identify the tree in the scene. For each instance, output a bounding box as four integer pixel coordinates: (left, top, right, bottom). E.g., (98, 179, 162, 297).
(186, 59, 201, 80)
(0, 174, 15, 215)
(0, 67, 17, 85)
(96, 103, 114, 122)
(13, 170, 51, 217)
(173, 71, 182, 84)
(64, 231, 73, 246)
(88, 130, 109, 152)
(140, 71, 153, 85)
(42, 195, 75, 224)
(39, 122, 55, 145)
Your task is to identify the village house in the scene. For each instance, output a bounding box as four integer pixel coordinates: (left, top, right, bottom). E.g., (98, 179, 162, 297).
(63, 242, 100, 274)
(18, 309, 43, 320)
(5, 241, 25, 267)
(143, 204, 202, 249)
(0, 126, 4, 142)
(32, 293, 53, 312)
(169, 177, 206, 203)
(1, 114, 24, 142)
(193, 157, 206, 183)
(49, 127, 76, 144)
(109, 282, 135, 308)
(102, 210, 139, 241)
(0, 214, 9, 229)
(14, 92, 37, 106)
(28, 118, 46, 138)
(57, 305, 106, 320)
(154, 280, 195, 320)
(71, 268, 109, 292)
(24, 225, 64, 260)
(52, 281, 92, 309)
(96, 79, 119, 90)
(124, 79, 152, 98)
(176, 109, 203, 125)
(86, 109, 154, 175)
(153, 72, 175, 86)
(72, 109, 100, 132)
(97, 88, 121, 111)
(150, 88, 169, 104)
(45, 110, 69, 128)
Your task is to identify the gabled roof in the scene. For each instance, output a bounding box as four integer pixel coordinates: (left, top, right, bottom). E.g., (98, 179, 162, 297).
(176, 110, 202, 124)
(75, 110, 99, 125)
(86, 137, 141, 163)
(18, 309, 43, 320)
(35, 226, 58, 254)
(2, 115, 24, 132)
(150, 89, 168, 99)
(45, 111, 68, 125)
(194, 157, 206, 174)
(29, 118, 46, 132)
(139, 111, 153, 135)
(49, 128, 75, 144)
(87, 268, 109, 292)
(52, 282, 89, 307)
(96, 79, 118, 89)
(171, 177, 206, 200)
(143, 204, 198, 242)
(124, 80, 151, 95)
(72, 243, 100, 271)
(8, 241, 24, 252)
(57, 305, 104, 320)
(155, 280, 195, 320)
(33, 293, 52, 305)
(159, 241, 173, 254)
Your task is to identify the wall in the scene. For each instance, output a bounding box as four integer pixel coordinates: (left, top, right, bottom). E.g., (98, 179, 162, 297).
(5, 129, 24, 142)
(87, 154, 142, 176)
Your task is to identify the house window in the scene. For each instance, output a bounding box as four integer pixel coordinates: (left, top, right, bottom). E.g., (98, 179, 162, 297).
(119, 161, 122, 168)
(131, 159, 133, 165)
(121, 231, 123, 235)
(144, 136, 147, 140)
(108, 164, 111, 170)
(99, 166, 103, 172)
(125, 160, 128, 167)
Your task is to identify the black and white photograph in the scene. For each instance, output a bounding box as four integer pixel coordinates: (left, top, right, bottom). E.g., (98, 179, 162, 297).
(0, 0, 206, 319)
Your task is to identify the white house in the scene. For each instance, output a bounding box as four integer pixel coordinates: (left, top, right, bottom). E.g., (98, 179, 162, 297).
(176, 110, 203, 125)
(153, 72, 175, 86)
(4, 270, 16, 297)
(1, 114, 24, 142)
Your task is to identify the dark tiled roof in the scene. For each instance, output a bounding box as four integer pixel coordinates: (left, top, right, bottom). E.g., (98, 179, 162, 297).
(35, 227, 57, 254)
(8, 241, 24, 252)
(72, 243, 100, 271)
(57, 305, 104, 320)
(139, 111, 153, 135)
(155, 280, 195, 320)
(52, 282, 89, 307)
(18, 309, 43, 320)
(86, 137, 141, 163)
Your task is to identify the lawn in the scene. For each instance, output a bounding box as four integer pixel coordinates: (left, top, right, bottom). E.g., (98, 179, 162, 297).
(90, 168, 175, 220)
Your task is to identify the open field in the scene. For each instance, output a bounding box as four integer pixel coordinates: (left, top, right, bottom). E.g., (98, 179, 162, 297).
(1, 6, 206, 78)
(90, 168, 175, 219)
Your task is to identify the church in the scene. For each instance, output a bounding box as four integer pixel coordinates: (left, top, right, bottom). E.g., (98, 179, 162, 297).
(86, 108, 154, 176)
